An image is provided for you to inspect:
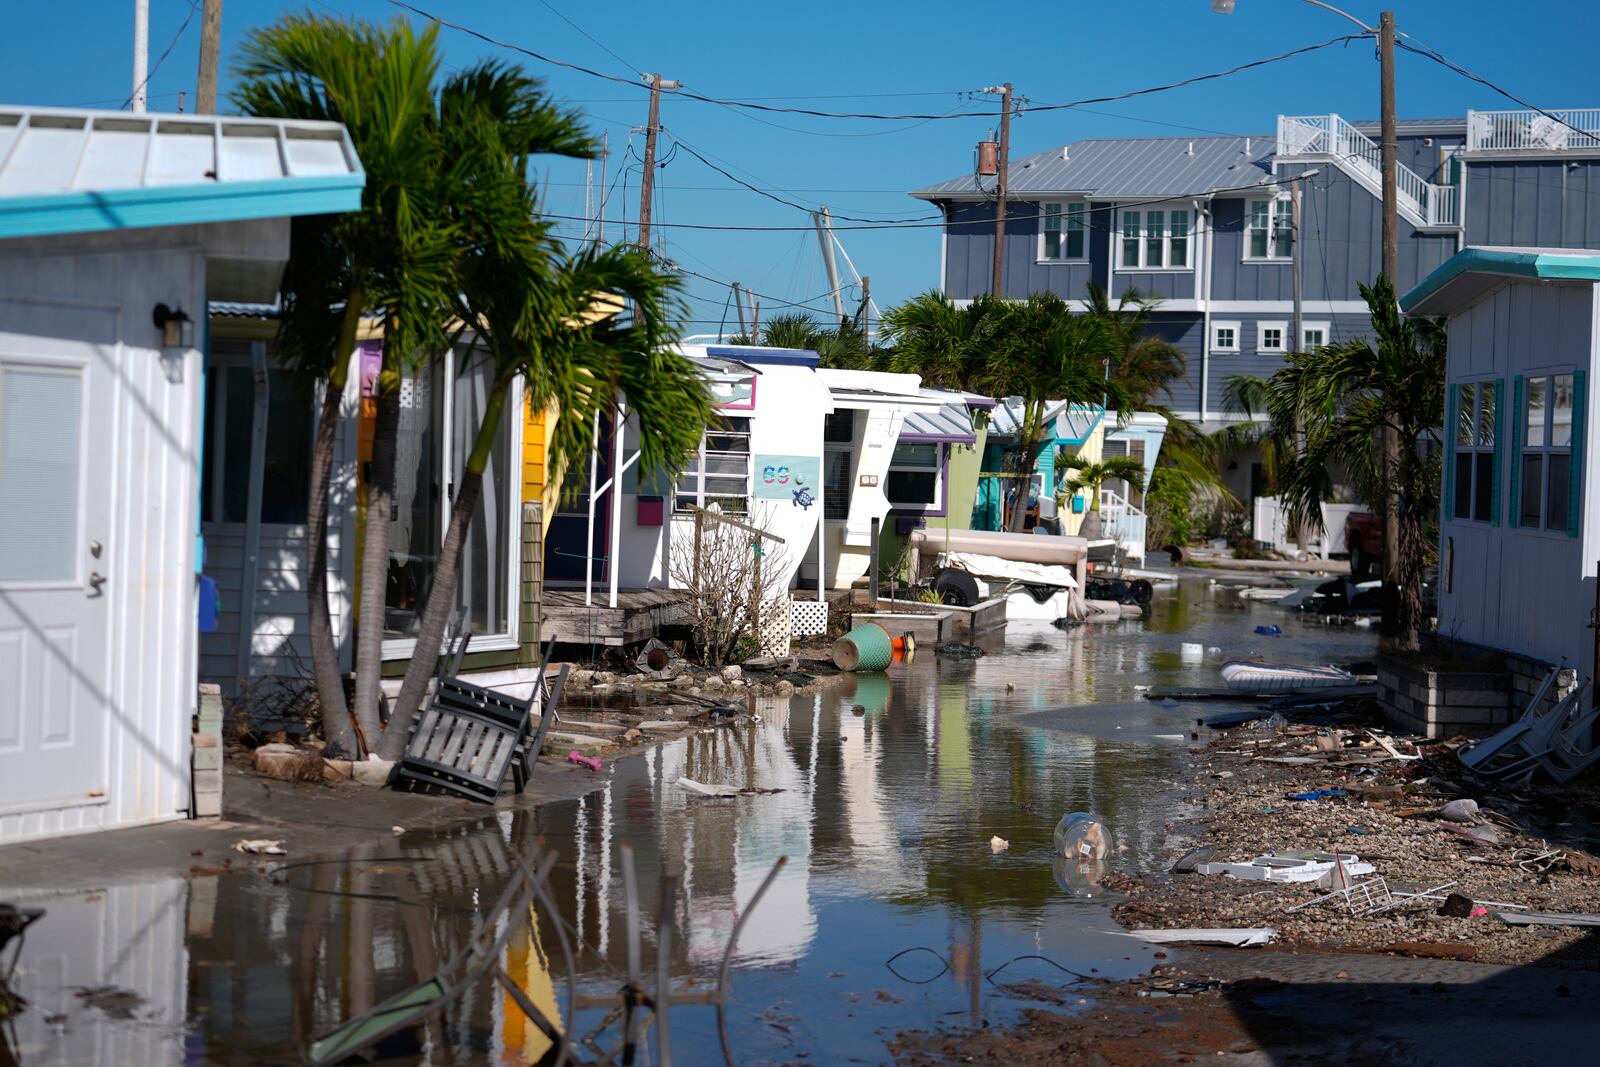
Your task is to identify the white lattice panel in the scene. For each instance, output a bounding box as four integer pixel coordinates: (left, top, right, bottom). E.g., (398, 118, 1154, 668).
(758, 598, 792, 657)
(789, 598, 829, 638)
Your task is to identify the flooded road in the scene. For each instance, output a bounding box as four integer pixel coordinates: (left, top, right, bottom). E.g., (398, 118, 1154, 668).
(3, 579, 1377, 1065)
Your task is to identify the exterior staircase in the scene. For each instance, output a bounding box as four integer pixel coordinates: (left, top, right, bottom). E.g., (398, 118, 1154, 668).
(1277, 113, 1459, 229)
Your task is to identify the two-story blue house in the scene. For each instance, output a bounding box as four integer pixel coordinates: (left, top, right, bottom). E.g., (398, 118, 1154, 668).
(913, 108, 1600, 437)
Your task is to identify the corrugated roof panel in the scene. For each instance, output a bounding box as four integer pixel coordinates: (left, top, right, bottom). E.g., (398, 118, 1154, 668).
(74, 123, 151, 190)
(146, 120, 217, 186)
(902, 403, 976, 442)
(0, 119, 86, 196)
(220, 126, 284, 182)
(284, 129, 355, 177)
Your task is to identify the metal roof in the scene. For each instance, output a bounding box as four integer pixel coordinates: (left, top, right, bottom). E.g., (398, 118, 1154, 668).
(987, 399, 1106, 444)
(901, 402, 976, 443)
(0, 104, 364, 239)
(912, 135, 1276, 200)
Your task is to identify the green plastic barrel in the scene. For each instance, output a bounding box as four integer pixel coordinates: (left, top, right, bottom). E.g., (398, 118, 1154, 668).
(833, 622, 893, 672)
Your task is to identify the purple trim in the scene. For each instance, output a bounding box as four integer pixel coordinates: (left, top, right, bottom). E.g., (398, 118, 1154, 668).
(898, 430, 977, 445)
(887, 442, 952, 518)
(716, 373, 756, 411)
(963, 394, 998, 409)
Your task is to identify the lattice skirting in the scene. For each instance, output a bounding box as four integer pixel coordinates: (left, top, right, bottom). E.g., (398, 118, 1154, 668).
(789, 598, 829, 639)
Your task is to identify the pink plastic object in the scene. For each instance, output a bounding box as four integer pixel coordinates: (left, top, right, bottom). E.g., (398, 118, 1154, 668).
(568, 750, 603, 773)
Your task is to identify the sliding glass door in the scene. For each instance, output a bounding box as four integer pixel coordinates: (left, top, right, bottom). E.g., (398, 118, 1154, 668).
(384, 345, 521, 654)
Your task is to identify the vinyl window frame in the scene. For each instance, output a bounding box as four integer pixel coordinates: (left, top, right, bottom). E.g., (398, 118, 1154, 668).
(674, 416, 753, 515)
(1256, 321, 1288, 354)
(1515, 372, 1577, 533)
(1301, 321, 1330, 350)
(886, 440, 944, 512)
(1244, 197, 1293, 261)
(1211, 320, 1241, 353)
(1451, 379, 1500, 526)
(1038, 201, 1088, 263)
(1116, 206, 1193, 271)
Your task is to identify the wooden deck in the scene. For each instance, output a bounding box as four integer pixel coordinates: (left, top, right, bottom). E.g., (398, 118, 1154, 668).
(542, 588, 689, 646)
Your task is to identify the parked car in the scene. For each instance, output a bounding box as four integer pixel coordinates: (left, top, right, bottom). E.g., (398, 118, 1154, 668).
(1344, 512, 1382, 577)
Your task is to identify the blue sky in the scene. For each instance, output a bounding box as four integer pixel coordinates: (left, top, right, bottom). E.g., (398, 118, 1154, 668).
(10, 1, 1600, 334)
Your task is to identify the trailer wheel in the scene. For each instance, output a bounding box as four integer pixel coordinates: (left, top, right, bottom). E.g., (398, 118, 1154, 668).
(932, 568, 980, 607)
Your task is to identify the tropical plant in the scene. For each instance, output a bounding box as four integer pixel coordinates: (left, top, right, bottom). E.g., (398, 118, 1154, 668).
(1143, 467, 1197, 551)
(379, 69, 712, 751)
(234, 13, 455, 755)
(1054, 455, 1147, 540)
(728, 311, 882, 370)
(1250, 276, 1445, 648)
(882, 291, 1128, 530)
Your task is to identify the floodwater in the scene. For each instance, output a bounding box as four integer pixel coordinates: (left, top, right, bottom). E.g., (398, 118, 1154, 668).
(3, 579, 1377, 1066)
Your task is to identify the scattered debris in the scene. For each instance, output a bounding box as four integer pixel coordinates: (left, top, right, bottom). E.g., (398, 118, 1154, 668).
(1171, 846, 1216, 873)
(232, 839, 286, 856)
(1493, 910, 1600, 928)
(567, 751, 604, 773)
(1383, 941, 1478, 961)
(1128, 928, 1276, 947)
(1196, 852, 1374, 885)
(1288, 788, 1348, 802)
(990, 836, 1010, 852)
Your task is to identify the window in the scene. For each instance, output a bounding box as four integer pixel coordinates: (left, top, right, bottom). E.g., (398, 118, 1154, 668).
(1257, 322, 1288, 353)
(887, 441, 942, 510)
(1119, 208, 1191, 269)
(1247, 198, 1293, 260)
(1212, 321, 1240, 352)
(1517, 373, 1578, 532)
(676, 417, 752, 514)
(1041, 202, 1086, 261)
(200, 346, 314, 525)
(1301, 322, 1329, 350)
(823, 410, 854, 521)
(1452, 380, 1499, 523)
(0, 364, 82, 581)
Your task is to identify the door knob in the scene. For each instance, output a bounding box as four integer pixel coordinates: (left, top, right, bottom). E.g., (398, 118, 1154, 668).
(88, 572, 106, 595)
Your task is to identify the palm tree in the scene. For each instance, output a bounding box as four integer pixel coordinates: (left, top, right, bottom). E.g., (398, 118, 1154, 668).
(882, 291, 1128, 530)
(1055, 455, 1148, 540)
(1254, 276, 1445, 649)
(1084, 282, 1184, 409)
(234, 13, 455, 756)
(378, 68, 712, 753)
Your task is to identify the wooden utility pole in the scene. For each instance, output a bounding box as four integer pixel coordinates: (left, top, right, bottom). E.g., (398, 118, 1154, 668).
(1379, 11, 1402, 636)
(196, 0, 223, 113)
(636, 73, 679, 252)
(987, 83, 1014, 297)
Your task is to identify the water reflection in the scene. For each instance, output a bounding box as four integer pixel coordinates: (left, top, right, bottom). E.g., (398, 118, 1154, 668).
(0, 580, 1375, 1064)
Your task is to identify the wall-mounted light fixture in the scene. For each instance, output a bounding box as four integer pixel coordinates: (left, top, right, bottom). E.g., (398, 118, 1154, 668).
(152, 303, 193, 348)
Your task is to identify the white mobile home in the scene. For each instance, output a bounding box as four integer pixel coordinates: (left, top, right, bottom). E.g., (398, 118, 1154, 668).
(1402, 246, 1600, 675)
(0, 105, 362, 843)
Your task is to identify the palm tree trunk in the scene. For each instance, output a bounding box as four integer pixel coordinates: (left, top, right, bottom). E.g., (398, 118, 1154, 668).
(307, 295, 362, 757)
(1007, 400, 1044, 533)
(380, 373, 512, 758)
(352, 382, 400, 748)
(1078, 489, 1103, 540)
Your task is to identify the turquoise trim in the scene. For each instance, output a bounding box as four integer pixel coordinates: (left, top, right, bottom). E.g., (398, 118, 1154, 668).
(0, 173, 364, 240)
(1401, 247, 1600, 314)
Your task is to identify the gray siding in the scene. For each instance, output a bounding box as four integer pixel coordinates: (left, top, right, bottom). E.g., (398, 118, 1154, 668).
(1211, 167, 1456, 302)
(1112, 265, 1196, 300)
(1396, 132, 1464, 184)
(944, 200, 1107, 302)
(1464, 159, 1600, 249)
(1138, 314, 1203, 415)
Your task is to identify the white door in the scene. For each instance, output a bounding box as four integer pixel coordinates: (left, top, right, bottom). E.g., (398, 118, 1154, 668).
(0, 303, 114, 817)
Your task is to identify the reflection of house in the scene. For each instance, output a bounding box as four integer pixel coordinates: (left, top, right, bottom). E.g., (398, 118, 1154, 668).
(1401, 246, 1597, 675)
(0, 104, 362, 841)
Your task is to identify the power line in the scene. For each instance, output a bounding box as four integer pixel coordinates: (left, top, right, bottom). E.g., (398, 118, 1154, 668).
(124, 0, 201, 110)
(385, 2, 1361, 123)
(668, 137, 939, 223)
(1396, 37, 1595, 145)
(534, 0, 641, 78)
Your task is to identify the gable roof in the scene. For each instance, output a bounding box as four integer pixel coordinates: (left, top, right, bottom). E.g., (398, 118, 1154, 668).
(1401, 245, 1600, 315)
(0, 105, 363, 240)
(911, 134, 1275, 201)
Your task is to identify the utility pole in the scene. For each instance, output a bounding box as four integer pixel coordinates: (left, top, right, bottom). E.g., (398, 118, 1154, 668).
(1379, 10, 1401, 635)
(748, 295, 761, 344)
(732, 283, 747, 337)
(815, 207, 845, 325)
(985, 83, 1014, 297)
(132, 0, 149, 113)
(636, 73, 680, 253)
(1290, 174, 1305, 358)
(598, 131, 608, 245)
(196, 0, 223, 114)
(857, 276, 871, 333)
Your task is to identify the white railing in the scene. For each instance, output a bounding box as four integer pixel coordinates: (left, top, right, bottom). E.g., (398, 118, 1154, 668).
(1251, 496, 1364, 559)
(1099, 488, 1148, 562)
(1277, 113, 1459, 227)
(1467, 109, 1600, 152)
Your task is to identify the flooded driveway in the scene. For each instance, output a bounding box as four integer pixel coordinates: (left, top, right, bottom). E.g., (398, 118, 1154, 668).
(3, 579, 1376, 1065)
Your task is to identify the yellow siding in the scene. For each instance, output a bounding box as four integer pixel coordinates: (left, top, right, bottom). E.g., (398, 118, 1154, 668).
(524, 395, 561, 538)
(1058, 422, 1106, 537)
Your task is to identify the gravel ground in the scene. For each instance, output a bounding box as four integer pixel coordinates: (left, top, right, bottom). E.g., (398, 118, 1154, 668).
(1110, 707, 1600, 969)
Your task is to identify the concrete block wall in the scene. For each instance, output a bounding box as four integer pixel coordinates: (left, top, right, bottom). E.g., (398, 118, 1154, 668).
(192, 684, 224, 818)
(1378, 643, 1575, 739)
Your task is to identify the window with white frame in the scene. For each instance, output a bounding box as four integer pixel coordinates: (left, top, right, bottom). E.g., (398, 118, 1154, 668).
(1040, 202, 1086, 261)
(887, 441, 942, 510)
(1212, 320, 1240, 352)
(1257, 321, 1288, 353)
(823, 409, 854, 521)
(1119, 207, 1191, 269)
(1453, 380, 1498, 523)
(1301, 321, 1329, 350)
(676, 417, 752, 514)
(1246, 198, 1293, 260)
(1517, 373, 1575, 531)
(201, 341, 314, 525)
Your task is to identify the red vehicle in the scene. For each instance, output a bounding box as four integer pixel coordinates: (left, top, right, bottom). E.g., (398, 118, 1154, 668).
(1344, 512, 1382, 577)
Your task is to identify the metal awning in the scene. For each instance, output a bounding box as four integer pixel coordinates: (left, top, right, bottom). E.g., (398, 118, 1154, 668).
(900, 403, 976, 444)
(0, 105, 364, 240)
